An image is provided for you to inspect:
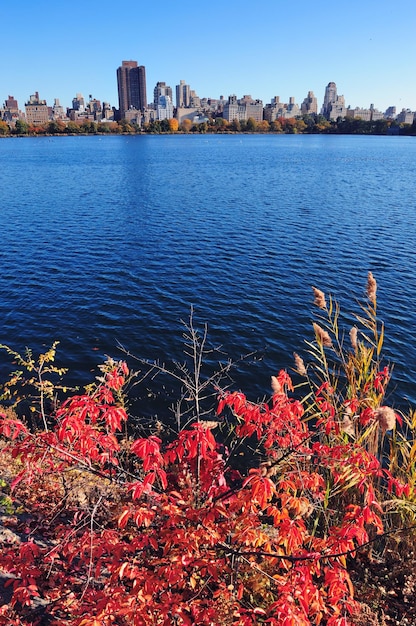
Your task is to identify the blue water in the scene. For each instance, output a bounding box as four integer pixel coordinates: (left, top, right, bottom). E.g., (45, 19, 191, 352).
(0, 134, 415, 413)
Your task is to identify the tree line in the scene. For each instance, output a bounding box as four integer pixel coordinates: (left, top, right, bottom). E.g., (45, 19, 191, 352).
(0, 114, 415, 136)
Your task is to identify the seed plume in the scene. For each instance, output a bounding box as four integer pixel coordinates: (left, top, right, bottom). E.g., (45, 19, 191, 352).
(341, 415, 355, 438)
(312, 286, 327, 309)
(313, 323, 332, 348)
(349, 326, 358, 351)
(367, 272, 377, 304)
(293, 352, 307, 376)
(374, 406, 397, 432)
(271, 375, 282, 394)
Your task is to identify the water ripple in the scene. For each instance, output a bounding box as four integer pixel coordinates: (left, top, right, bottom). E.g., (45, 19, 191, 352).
(0, 134, 415, 409)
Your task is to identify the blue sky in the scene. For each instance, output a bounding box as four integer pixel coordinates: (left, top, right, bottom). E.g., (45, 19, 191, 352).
(2, 0, 415, 114)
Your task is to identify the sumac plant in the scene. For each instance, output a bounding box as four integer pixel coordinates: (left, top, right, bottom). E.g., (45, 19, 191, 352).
(0, 275, 414, 625)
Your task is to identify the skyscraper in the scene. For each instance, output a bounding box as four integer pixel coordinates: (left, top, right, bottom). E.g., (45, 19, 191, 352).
(321, 82, 337, 118)
(117, 61, 147, 118)
(321, 82, 347, 120)
(176, 80, 190, 108)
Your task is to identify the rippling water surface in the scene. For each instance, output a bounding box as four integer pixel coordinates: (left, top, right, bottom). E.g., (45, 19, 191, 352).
(0, 134, 415, 411)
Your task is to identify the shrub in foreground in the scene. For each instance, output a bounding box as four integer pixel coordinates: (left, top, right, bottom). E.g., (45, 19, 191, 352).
(0, 274, 415, 625)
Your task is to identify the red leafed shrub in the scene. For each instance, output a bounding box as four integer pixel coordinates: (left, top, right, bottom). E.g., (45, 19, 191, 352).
(0, 277, 415, 625)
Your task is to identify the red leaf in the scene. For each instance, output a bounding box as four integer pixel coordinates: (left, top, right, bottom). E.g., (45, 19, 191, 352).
(118, 509, 131, 529)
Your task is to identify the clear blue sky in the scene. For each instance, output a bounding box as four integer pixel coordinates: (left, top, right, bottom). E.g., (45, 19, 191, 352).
(2, 0, 415, 114)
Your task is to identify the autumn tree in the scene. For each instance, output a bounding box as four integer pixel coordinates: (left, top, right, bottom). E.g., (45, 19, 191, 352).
(119, 119, 135, 133)
(0, 120, 10, 135)
(47, 120, 66, 134)
(315, 116, 332, 132)
(257, 119, 270, 133)
(180, 118, 192, 133)
(270, 119, 283, 133)
(107, 122, 120, 133)
(281, 117, 297, 133)
(295, 118, 307, 133)
(168, 118, 179, 132)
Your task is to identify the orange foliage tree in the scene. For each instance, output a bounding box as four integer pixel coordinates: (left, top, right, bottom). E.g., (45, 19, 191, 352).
(168, 118, 179, 132)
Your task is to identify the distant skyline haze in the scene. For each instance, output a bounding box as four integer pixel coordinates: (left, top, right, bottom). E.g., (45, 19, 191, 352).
(1, 0, 415, 113)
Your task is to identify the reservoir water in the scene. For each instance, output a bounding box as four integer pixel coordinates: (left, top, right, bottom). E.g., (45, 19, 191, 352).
(0, 134, 415, 414)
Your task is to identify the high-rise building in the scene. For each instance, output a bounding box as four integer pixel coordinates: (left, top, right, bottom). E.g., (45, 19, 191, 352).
(153, 82, 173, 107)
(2, 95, 22, 125)
(222, 95, 264, 122)
(396, 109, 415, 124)
(321, 82, 337, 118)
(130, 65, 147, 111)
(301, 91, 318, 115)
(246, 99, 264, 122)
(25, 92, 49, 125)
(176, 80, 190, 108)
(72, 93, 85, 112)
(321, 82, 347, 120)
(5, 95, 19, 112)
(156, 95, 174, 120)
(264, 97, 285, 122)
(385, 106, 396, 119)
(117, 61, 147, 118)
(52, 98, 67, 120)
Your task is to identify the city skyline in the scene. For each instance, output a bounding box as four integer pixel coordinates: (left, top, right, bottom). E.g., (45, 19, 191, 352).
(2, 77, 414, 122)
(1, 0, 415, 113)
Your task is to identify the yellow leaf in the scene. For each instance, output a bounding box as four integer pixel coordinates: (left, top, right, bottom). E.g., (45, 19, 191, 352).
(377, 323, 384, 356)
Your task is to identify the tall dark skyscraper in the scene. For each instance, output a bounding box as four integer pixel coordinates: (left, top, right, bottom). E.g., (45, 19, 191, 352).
(117, 61, 147, 117)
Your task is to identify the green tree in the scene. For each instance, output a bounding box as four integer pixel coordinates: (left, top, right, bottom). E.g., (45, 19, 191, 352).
(97, 122, 110, 133)
(80, 121, 97, 134)
(148, 120, 162, 134)
(14, 119, 29, 135)
(214, 117, 229, 132)
(246, 117, 257, 132)
(371, 119, 389, 135)
(160, 119, 170, 133)
(301, 115, 316, 132)
(47, 120, 66, 134)
(65, 121, 82, 134)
